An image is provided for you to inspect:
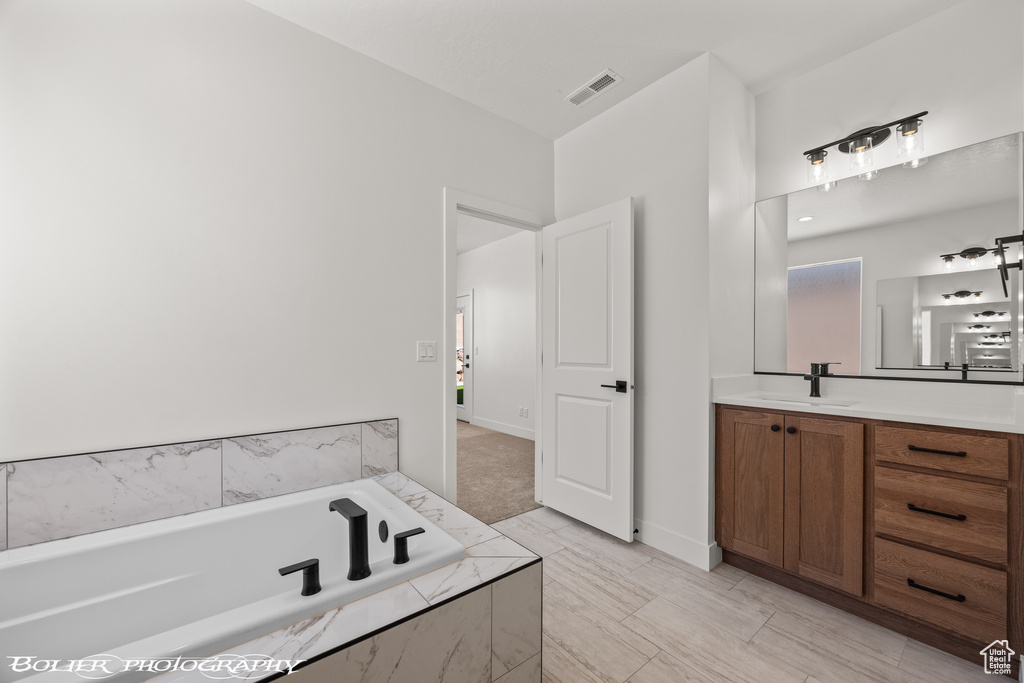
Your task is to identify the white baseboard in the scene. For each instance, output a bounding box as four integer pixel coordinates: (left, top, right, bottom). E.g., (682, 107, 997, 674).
(634, 517, 721, 571)
(469, 417, 535, 441)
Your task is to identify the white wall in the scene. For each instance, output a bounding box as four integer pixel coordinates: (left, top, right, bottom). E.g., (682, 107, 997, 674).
(0, 0, 554, 497)
(756, 0, 1024, 201)
(456, 230, 536, 439)
(555, 54, 755, 569)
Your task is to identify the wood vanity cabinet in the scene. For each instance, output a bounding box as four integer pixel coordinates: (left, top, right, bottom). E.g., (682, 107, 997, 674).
(715, 404, 1023, 675)
(716, 407, 863, 596)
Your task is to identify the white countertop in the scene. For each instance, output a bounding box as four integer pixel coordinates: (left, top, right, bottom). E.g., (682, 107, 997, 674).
(712, 374, 1024, 433)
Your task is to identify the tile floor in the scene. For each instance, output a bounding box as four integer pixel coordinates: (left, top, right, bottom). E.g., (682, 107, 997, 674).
(492, 507, 997, 683)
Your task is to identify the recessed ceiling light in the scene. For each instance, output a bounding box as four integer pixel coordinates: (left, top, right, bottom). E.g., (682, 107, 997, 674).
(797, 216, 814, 222)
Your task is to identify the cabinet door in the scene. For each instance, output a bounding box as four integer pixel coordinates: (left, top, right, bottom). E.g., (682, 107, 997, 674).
(784, 416, 864, 595)
(717, 408, 785, 567)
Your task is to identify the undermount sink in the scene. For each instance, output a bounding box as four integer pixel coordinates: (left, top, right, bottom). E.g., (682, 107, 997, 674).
(751, 393, 860, 408)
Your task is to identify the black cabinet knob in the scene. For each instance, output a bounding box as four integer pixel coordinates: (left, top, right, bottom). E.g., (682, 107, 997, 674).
(786, 426, 796, 434)
(771, 425, 780, 432)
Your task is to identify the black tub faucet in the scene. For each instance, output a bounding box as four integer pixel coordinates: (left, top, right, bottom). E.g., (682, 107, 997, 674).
(804, 362, 839, 398)
(329, 498, 371, 581)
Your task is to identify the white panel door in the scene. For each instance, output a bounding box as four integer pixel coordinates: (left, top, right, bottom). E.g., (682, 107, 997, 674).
(542, 197, 633, 541)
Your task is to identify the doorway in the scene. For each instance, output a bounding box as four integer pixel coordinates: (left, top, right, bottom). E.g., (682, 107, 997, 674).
(442, 189, 544, 506)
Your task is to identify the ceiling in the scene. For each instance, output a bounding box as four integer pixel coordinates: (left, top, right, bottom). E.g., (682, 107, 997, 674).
(242, 0, 962, 140)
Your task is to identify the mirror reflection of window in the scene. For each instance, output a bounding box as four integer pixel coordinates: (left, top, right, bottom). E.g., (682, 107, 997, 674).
(787, 259, 862, 374)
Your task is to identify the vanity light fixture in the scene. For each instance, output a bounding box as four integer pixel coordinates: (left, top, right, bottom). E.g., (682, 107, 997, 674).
(943, 290, 982, 304)
(806, 150, 828, 183)
(967, 324, 991, 330)
(938, 246, 995, 271)
(896, 117, 927, 167)
(802, 111, 927, 188)
(974, 311, 1007, 318)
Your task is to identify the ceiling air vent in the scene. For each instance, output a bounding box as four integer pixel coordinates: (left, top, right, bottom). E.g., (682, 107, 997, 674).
(564, 69, 622, 108)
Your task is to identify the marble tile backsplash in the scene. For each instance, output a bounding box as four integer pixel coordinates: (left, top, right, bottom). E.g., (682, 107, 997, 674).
(2, 419, 398, 550)
(223, 424, 362, 505)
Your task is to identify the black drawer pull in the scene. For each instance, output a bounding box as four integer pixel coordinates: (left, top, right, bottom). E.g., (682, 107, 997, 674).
(907, 578, 965, 602)
(907, 504, 966, 521)
(907, 445, 967, 457)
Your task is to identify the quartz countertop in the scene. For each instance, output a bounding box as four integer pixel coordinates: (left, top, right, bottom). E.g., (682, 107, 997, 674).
(712, 374, 1024, 434)
(153, 472, 540, 683)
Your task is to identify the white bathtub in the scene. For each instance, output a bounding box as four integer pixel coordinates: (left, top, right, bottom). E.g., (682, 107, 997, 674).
(0, 479, 465, 683)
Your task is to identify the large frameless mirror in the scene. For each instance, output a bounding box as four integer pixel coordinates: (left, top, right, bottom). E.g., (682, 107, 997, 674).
(754, 132, 1024, 383)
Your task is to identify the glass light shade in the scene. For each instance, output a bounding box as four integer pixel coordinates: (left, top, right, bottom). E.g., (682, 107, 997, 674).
(849, 135, 874, 172)
(896, 118, 925, 159)
(816, 180, 839, 193)
(806, 151, 828, 183)
(943, 295, 952, 305)
(968, 255, 979, 269)
(943, 256, 954, 271)
(859, 169, 880, 181)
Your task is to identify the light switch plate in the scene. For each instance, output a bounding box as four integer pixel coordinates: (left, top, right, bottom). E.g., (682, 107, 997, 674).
(417, 341, 437, 362)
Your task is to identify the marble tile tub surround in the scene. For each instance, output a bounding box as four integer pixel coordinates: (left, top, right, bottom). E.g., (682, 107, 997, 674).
(712, 373, 1024, 432)
(151, 472, 542, 683)
(4, 419, 398, 549)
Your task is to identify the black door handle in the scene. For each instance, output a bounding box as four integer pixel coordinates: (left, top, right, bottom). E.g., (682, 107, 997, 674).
(600, 380, 628, 393)
(786, 426, 796, 434)
(771, 425, 780, 432)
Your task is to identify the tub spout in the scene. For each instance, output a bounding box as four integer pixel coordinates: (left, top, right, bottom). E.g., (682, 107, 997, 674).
(329, 498, 371, 581)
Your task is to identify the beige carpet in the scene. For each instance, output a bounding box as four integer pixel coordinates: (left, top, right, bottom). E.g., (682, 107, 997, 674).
(457, 421, 541, 525)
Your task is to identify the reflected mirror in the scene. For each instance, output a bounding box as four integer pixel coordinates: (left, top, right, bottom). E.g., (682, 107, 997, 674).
(755, 132, 1023, 383)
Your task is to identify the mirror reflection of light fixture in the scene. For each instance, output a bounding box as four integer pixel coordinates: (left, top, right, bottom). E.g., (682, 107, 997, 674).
(816, 179, 839, 193)
(942, 255, 955, 271)
(802, 111, 927, 188)
(968, 324, 991, 330)
(975, 310, 1007, 318)
(942, 290, 982, 304)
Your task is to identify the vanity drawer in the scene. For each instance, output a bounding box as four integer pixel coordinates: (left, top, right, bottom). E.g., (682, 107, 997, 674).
(874, 426, 1008, 480)
(874, 538, 1006, 644)
(874, 468, 1007, 564)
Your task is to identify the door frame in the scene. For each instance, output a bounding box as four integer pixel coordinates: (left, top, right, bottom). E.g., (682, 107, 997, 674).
(442, 188, 544, 504)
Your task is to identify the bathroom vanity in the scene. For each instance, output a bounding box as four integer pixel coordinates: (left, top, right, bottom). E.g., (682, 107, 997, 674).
(713, 392, 1021, 674)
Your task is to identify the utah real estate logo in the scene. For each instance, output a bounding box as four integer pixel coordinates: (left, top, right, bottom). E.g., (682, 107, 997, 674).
(980, 640, 1015, 676)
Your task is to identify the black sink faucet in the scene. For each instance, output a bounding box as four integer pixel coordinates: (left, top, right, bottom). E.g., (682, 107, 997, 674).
(803, 362, 839, 398)
(329, 498, 371, 581)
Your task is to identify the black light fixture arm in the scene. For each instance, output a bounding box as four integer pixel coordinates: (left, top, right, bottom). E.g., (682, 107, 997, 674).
(995, 234, 1024, 298)
(802, 110, 928, 157)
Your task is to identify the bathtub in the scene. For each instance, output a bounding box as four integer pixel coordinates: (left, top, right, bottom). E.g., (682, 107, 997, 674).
(0, 478, 465, 683)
